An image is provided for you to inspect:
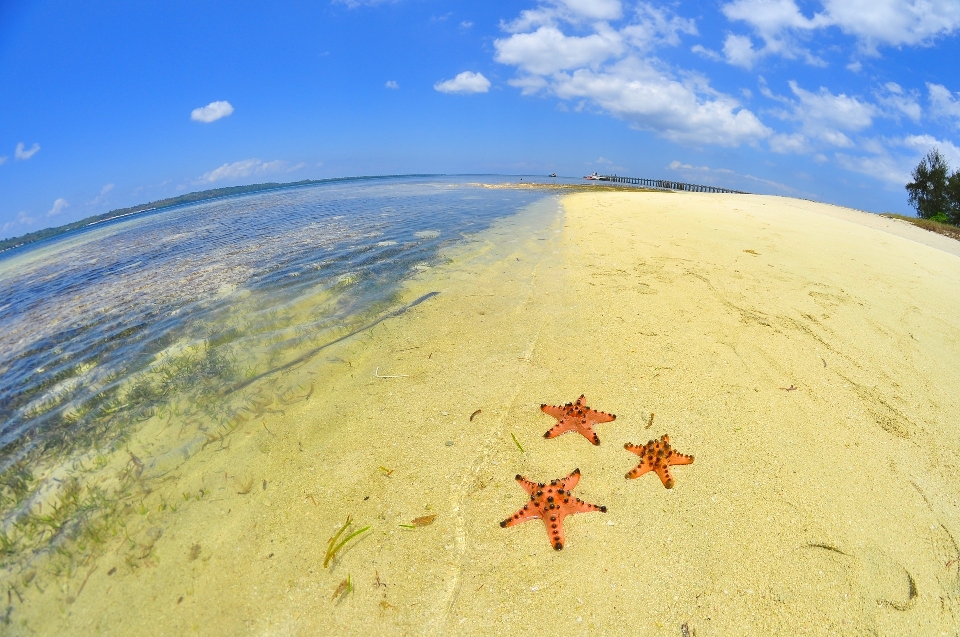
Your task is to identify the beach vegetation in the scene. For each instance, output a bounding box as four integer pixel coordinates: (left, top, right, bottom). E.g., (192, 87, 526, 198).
(906, 148, 960, 225)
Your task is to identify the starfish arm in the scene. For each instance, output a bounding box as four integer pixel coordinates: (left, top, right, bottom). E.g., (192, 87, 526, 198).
(591, 411, 616, 423)
(655, 464, 675, 489)
(540, 404, 567, 419)
(565, 498, 606, 515)
(514, 474, 539, 496)
(669, 451, 694, 465)
(625, 461, 653, 480)
(543, 420, 574, 439)
(500, 505, 541, 528)
(560, 468, 581, 490)
(574, 423, 601, 446)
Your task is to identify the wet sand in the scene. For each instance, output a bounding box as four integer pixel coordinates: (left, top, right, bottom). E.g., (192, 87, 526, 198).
(23, 191, 960, 635)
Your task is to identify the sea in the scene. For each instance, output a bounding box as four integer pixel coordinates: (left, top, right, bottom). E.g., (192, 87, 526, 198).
(0, 176, 566, 612)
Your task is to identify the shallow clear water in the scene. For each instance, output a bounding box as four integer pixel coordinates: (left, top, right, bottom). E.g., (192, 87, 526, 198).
(0, 177, 548, 461)
(0, 176, 550, 586)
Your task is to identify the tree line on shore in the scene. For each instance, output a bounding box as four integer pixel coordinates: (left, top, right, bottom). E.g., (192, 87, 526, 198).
(906, 149, 960, 225)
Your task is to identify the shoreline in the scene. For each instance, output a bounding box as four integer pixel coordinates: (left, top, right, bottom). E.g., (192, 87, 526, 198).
(11, 190, 960, 635)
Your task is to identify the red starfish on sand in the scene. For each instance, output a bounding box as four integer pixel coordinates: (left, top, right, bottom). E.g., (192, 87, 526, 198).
(500, 468, 606, 550)
(541, 395, 616, 445)
(624, 434, 694, 488)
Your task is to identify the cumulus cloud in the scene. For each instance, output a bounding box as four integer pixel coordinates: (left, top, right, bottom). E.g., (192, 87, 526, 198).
(722, 34, 761, 69)
(495, 25, 624, 75)
(190, 101, 234, 123)
(558, 0, 622, 21)
(197, 158, 301, 183)
(434, 71, 491, 94)
(495, 2, 770, 147)
(928, 83, 960, 125)
(385, 80, 399, 89)
(721, 0, 960, 64)
(15, 142, 40, 160)
(764, 81, 877, 151)
(47, 198, 69, 217)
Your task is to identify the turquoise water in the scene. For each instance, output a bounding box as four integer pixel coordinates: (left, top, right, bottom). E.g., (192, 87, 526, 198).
(0, 176, 553, 583)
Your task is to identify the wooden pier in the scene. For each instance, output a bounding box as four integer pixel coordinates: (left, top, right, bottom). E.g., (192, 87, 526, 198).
(599, 174, 748, 194)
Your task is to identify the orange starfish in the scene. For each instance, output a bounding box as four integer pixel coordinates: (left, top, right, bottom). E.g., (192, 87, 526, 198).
(624, 434, 694, 488)
(540, 394, 616, 445)
(500, 468, 606, 550)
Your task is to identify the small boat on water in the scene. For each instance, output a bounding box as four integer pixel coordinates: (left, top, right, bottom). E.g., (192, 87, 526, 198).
(583, 172, 601, 180)
(548, 173, 557, 178)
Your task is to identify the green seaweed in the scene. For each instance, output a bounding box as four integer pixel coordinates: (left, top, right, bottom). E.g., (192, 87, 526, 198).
(511, 433, 525, 453)
(323, 516, 370, 568)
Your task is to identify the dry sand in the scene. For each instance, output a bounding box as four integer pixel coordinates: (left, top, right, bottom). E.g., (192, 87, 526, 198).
(24, 191, 960, 636)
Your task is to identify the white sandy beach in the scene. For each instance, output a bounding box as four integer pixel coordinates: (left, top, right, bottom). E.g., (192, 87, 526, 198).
(20, 190, 960, 636)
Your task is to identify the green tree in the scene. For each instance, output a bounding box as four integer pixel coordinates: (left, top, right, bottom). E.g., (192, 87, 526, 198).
(906, 148, 952, 221)
(947, 169, 960, 225)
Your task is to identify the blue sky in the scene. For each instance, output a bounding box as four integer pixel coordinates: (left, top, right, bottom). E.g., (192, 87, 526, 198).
(2, 0, 960, 239)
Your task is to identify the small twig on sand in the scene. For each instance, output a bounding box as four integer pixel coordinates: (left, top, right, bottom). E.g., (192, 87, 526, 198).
(375, 367, 408, 378)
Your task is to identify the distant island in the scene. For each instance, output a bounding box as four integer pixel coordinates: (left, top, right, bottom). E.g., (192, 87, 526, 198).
(0, 176, 433, 254)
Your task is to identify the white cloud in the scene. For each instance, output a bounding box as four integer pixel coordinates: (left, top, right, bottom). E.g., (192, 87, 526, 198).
(723, 34, 760, 69)
(2, 211, 35, 234)
(667, 158, 798, 193)
(789, 81, 876, 132)
(190, 101, 234, 123)
(821, 0, 960, 52)
(769, 132, 811, 153)
(197, 158, 297, 183)
(836, 134, 960, 187)
(47, 198, 69, 217)
(333, 0, 398, 8)
(504, 0, 623, 33)
(495, 2, 770, 147)
(621, 3, 697, 50)
(495, 25, 624, 75)
(928, 83, 960, 126)
(721, 0, 960, 63)
(765, 81, 877, 151)
(559, 0, 622, 21)
(460, 21, 473, 29)
(89, 183, 115, 205)
(0, 156, 6, 165)
(691, 44, 722, 62)
(875, 82, 921, 122)
(551, 60, 771, 146)
(385, 80, 399, 89)
(15, 142, 40, 160)
(434, 71, 491, 94)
